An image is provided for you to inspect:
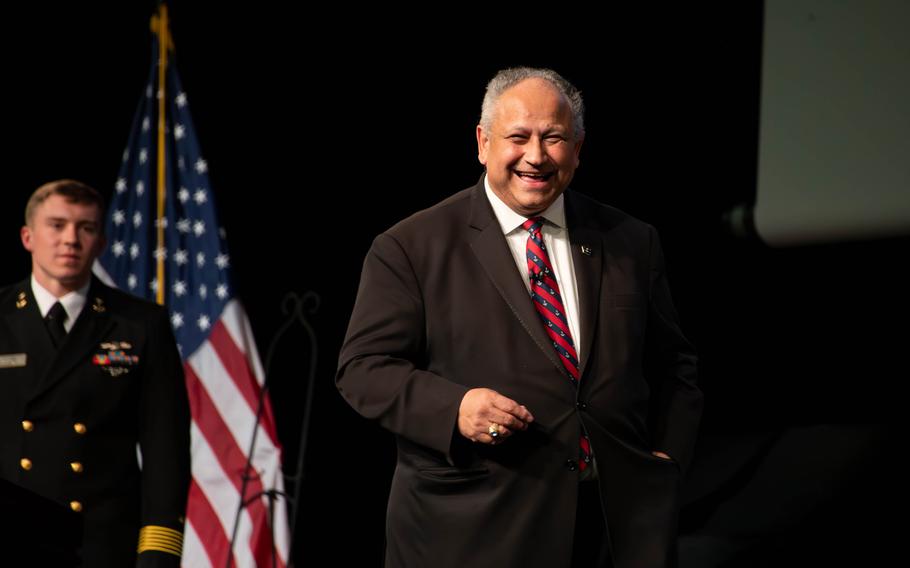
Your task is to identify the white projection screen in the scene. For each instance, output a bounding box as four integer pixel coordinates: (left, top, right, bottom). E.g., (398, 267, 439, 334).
(755, 0, 910, 246)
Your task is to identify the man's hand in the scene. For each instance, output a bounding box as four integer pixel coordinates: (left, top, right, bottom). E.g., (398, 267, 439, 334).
(458, 388, 534, 445)
(651, 450, 674, 461)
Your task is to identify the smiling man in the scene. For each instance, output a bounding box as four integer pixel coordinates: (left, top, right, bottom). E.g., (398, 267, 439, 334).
(337, 68, 702, 568)
(0, 179, 190, 567)
(477, 75, 583, 216)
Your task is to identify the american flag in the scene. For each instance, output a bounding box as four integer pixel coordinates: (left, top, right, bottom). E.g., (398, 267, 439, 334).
(94, 7, 290, 567)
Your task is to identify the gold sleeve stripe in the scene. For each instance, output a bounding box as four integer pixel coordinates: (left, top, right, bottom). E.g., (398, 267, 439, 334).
(140, 536, 183, 548)
(137, 525, 184, 557)
(139, 525, 183, 541)
(138, 542, 181, 556)
(138, 541, 181, 556)
(137, 542, 182, 556)
(139, 525, 183, 542)
(138, 539, 182, 552)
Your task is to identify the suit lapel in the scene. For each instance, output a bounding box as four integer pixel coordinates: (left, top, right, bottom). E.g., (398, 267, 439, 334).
(28, 279, 115, 402)
(565, 193, 603, 381)
(467, 182, 567, 376)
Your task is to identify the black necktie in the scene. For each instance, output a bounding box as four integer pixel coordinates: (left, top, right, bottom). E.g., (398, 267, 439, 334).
(46, 301, 68, 348)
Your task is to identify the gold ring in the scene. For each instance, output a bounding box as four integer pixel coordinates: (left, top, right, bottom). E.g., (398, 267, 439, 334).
(488, 423, 500, 438)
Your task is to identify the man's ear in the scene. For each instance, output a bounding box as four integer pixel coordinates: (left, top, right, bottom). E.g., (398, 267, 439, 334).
(476, 125, 489, 166)
(573, 134, 584, 169)
(20, 225, 33, 253)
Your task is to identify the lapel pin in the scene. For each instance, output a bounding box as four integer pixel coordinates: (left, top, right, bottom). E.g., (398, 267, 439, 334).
(92, 298, 106, 313)
(580, 245, 592, 256)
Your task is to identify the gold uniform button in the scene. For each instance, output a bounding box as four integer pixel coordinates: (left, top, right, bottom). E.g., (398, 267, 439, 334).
(70, 462, 84, 473)
(20, 458, 32, 471)
(21, 420, 34, 432)
(73, 423, 87, 434)
(70, 501, 83, 512)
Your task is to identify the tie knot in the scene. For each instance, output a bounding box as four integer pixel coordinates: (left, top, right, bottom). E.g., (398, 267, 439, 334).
(45, 301, 69, 348)
(522, 216, 545, 235)
(47, 301, 67, 323)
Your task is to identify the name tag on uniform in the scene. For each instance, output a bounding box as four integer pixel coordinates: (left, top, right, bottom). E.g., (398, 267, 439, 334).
(0, 353, 27, 368)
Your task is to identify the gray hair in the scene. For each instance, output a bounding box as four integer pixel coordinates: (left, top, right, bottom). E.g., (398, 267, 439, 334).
(479, 67, 585, 140)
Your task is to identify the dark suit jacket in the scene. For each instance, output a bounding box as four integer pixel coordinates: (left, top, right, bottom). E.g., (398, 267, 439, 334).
(0, 276, 190, 567)
(337, 179, 702, 568)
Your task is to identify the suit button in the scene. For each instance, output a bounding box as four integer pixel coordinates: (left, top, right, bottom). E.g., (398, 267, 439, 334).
(20, 458, 32, 471)
(70, 462, 84, 473)
(73, 423, 87, 435)
(576, 401, 587, 411)
(21, 420, 34, 432)
(70, 501, 83, 513)
(565, 459, 578, 472)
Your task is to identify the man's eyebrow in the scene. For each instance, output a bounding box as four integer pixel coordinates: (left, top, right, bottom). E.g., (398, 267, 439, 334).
(44, 216, 98, 225)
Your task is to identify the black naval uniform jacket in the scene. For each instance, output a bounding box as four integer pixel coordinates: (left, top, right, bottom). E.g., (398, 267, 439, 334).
(0, 277, 190, 567)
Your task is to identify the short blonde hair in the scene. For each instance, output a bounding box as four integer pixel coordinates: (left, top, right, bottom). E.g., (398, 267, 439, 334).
(25, 179, 105, 229)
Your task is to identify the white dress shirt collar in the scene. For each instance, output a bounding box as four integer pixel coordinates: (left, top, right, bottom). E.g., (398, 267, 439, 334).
(30, 275, 90, 332)
(481, 174, 582, 360)
(484, 175, 567, 234)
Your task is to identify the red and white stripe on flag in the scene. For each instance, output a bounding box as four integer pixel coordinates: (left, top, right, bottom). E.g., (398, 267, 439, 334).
(181, 300, 290, 567)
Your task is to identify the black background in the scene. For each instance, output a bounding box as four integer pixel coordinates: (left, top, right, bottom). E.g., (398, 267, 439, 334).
(3, 2, 905, 566)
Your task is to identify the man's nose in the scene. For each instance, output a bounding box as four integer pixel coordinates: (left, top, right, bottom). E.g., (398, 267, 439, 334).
(523, 137, 547, 166)
(61, 224, 79, 245)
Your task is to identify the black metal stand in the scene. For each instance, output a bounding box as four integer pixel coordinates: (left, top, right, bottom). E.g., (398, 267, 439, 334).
(226, 291, 320, 568)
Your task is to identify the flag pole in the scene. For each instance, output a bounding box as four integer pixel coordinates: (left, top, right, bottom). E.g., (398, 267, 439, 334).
(103, 6, 291, 565)
(154, 3, 170, 306)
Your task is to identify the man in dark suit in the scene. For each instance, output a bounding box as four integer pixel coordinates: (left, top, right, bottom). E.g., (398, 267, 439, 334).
(0, 179, 190, 566)
(337, 68, 702, 568)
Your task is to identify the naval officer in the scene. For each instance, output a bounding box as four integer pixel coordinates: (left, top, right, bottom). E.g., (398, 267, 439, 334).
(0, 179, 190, 566)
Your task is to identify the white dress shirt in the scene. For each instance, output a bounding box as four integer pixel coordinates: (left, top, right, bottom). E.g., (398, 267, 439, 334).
(30, 275, 89, 333)
(484, 177, 582, 360)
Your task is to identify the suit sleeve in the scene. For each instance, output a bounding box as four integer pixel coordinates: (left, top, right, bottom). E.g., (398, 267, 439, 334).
(337, 233, 469, 459)
(136, 305, 191, 567)
(645, 226, 703, 474)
